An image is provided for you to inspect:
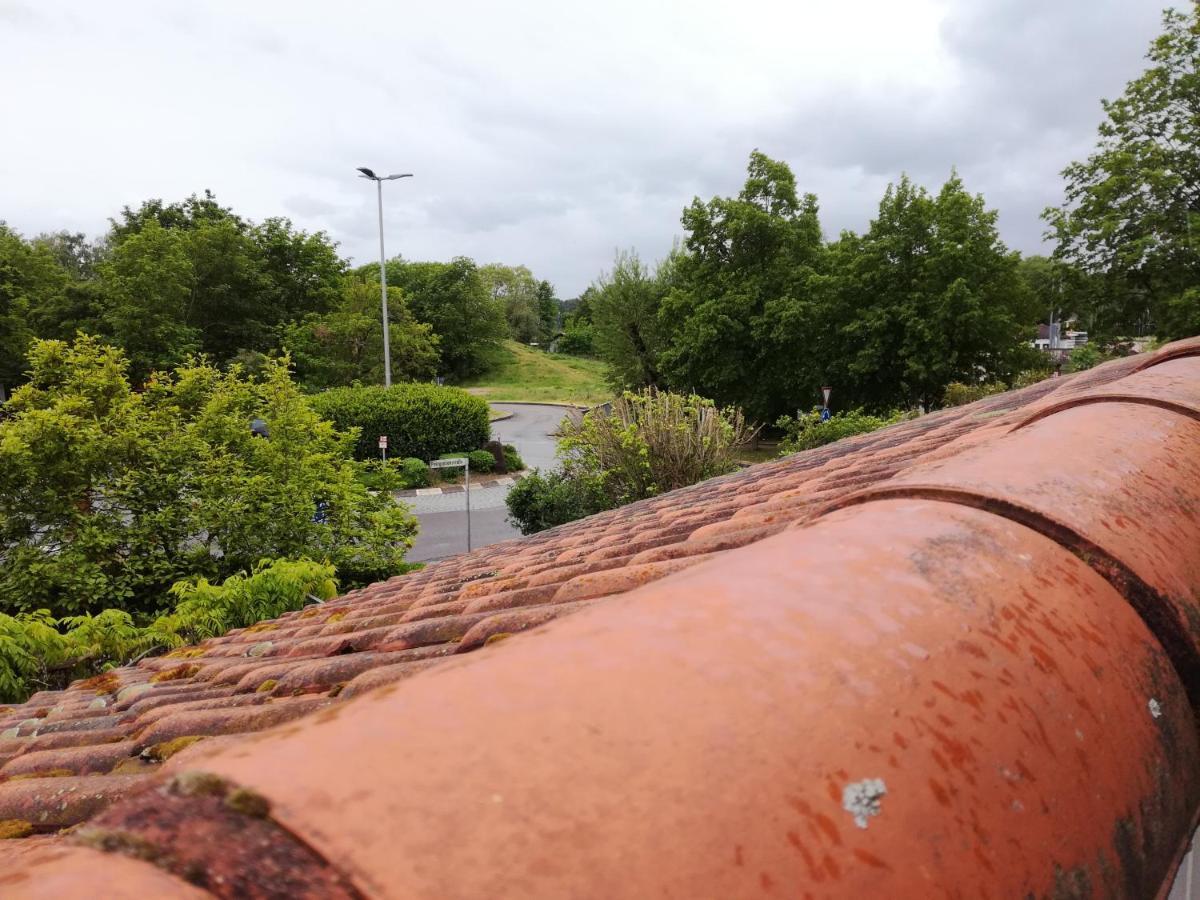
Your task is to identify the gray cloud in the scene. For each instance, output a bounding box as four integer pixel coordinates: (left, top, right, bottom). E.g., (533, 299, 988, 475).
(0, 0, 1170, 295)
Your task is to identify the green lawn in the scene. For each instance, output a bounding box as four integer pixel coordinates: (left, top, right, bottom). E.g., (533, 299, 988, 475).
(461, 341, 611, 405)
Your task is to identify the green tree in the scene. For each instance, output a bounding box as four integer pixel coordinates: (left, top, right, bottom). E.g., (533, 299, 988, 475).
(0, 335, 417, 619)
(536, 279, 560, 340)
(824, 173, 1030, 410)
(589, 250, 672, 390)
(480, 263, 543, 343)
(1045, 6, 1200, 339)
(250, 217, 346, 322)
(284, 275, 440, 388)
(0, 224, 71, 400)
(30, 231, 107, 281)
(99, 219, 199, 378)
(106, 193, 347, 364)
(382, 257, 507, 379)
(659, 151, 827, 420)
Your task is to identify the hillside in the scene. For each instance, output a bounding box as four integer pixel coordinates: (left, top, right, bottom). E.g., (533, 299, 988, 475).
(460, 340, 611, 405)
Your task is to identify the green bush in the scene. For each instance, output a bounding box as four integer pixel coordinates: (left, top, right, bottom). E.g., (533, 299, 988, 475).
(776, 408, 905, 454)
(505, 469, 604, 535)
(355, 457, 432, 492)
(503, 443, 525, 472)
(308, 383, 490, 461)
(397, 457, 431, 488)
(1066, 344, 1105, 372)
(556, 323, 596, 356)
(1012, 368, 1051, 389)
(558, 390, 755, 506)
(0, 559, 337, 703)
(942, 381, 1008, 407)
(0, 337, 417, 619)
(467, 449, 495, 473)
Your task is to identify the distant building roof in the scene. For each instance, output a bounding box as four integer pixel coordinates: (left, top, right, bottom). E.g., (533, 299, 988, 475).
(2, 337, 1200, 897)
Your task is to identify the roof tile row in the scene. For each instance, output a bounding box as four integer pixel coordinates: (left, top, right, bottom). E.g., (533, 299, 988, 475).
(0, 338, 1197, 896)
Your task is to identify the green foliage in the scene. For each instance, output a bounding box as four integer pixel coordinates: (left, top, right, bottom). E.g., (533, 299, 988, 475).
(1066, 344, 1106, 373)
(942, 381, 1009, 407)
(354, 457, 431, 492)
(398, 457, 432, 488)
(556, 322, 595, 356)
(590, 251, 673, 390)
(101, 193, 347, 376)
(480, 264, 553, 344)
(99, 219, 200, 378)
(467, 449, 495, 473)
(0, 336, 416, 619)
(0, 558, 336, 704)
(1012, 368, 1052, 389)
(822, 172, 1033, 411)
(308, 383, 490, 462)
(163, 558, 337, 644)
(502, 443, 524, 472)
(283, 275, 439, 389)
(558, 390, 755, 507)
(659, 151, 827, 420)
(776, 408, 905, 454)
(0, 224, 69, 398)
(1045, 7, 1200, 339)
(381, 257, 508, 379)
(505, 469, 603, 536)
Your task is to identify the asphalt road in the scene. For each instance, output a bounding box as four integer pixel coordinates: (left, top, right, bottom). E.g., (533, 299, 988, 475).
(405, 403, 578, 563)
(489, 402, 575, 471)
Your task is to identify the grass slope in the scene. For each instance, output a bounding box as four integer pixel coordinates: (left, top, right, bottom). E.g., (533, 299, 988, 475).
(461, 341, 611, 405)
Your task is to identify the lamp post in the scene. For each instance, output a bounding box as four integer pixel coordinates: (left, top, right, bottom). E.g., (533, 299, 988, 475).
(357, 167, 413, 388)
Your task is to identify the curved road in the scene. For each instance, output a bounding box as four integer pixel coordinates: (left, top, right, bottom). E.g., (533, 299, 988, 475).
(405, 403, 578, 563)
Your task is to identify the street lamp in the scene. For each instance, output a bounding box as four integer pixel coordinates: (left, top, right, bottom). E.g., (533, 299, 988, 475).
(357, 167, 413, 388)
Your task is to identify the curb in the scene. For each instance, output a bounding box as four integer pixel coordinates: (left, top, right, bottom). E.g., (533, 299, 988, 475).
(486, 400, 591, 410)
(394, 474, 523, 498)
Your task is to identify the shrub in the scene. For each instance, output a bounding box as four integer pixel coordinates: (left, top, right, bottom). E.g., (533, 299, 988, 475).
(776, 408, 904, 454)
(1012, 368, 1051, 389)
(467, 449, 495, 474)
(0, 559, 337, 703)
(0, 336, 417, 619)
(558, 390, 755, 507)
(503, 443, 525, 472)
(397, 457, 431, 489)
(556, 323, 596, 356)
(1066, 344, 1105, 372)
(308, 383, 490, 461)
(355, 457, 432, 492)
(505, 469, 604, 535)
(942, 381, 1008, 407)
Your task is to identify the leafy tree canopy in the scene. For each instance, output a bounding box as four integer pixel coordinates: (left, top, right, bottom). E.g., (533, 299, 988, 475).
(1045, 6, 1200, 339)
(658, 151, 827, 420)
(823, 172, 1034, 410)
(0, 336, 417, 619)
(379, 257, 508, 379)
(284, 274, 439, 389)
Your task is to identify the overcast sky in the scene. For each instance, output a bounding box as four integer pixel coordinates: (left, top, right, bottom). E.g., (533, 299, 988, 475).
(0, 0, 1168, 297)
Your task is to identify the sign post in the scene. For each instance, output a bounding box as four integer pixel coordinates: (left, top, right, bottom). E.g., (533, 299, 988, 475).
(429, 457, 471, 552)
(378, 434, 388, 462)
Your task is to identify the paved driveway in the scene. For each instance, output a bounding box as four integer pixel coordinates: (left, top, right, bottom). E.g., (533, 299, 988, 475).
(405, 403, 579, 563)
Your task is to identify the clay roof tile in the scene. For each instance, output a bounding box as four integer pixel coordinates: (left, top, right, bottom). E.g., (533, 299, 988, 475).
(6, 340, 1200, 896)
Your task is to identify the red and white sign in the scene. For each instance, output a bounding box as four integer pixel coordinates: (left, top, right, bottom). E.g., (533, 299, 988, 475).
(378, 435, 388, 449)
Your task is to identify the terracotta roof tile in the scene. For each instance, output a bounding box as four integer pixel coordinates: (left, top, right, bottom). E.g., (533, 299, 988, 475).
(3, 337, 1200, 895)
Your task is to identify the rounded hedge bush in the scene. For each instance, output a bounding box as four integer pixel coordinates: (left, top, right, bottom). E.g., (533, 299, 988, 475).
(467, 449, 495, 473)
(309, 384, 490, 462)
